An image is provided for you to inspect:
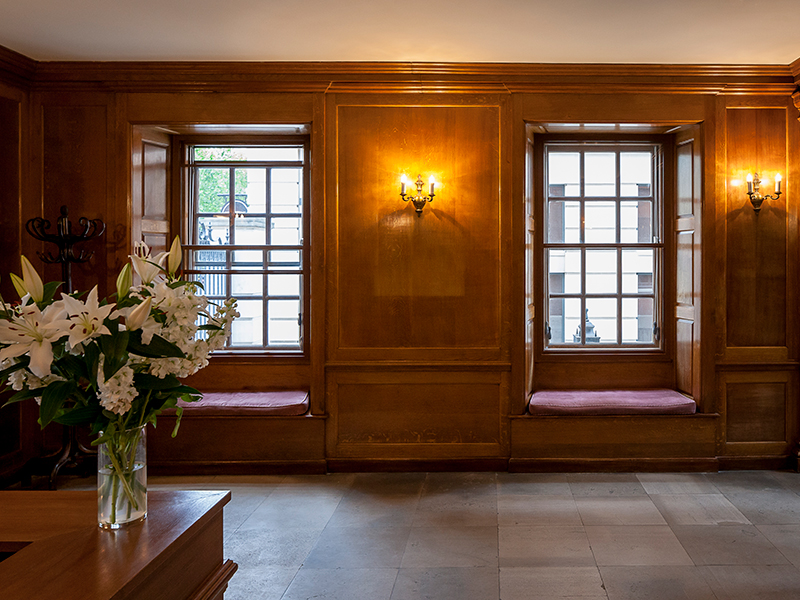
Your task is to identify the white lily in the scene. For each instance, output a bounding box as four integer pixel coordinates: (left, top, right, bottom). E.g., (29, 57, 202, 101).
(167, 235, 182, 277)
(130, 242, 167, 285)
(126, 296, 152, 331)
(50, 286, 115, 348)
(0, 304, 64, 377)
(116, 263, 132, 299)
(20, 256, 44, 303)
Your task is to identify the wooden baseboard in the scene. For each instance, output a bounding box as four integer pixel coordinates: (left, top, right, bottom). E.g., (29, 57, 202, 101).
(508, 457, 720, 473)
(149, 460, 327, 476)
(326, 458, 509, 473)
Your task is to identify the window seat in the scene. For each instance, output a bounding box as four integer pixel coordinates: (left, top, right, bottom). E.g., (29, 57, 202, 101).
(527, 389, 696, 416)
(176, 390, 309, 416)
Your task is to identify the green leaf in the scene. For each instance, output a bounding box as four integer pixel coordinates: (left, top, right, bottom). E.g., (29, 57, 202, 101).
(42, 281, 63, 303)
(99, 329, 129, 380)
(171, 406, 184, 437)
(133, 373, 181, 390)
(53, 404, 102, 426)
(197, 324, 222, 331)
(127, 331, 185, 359)
(39, 380, 77, 427)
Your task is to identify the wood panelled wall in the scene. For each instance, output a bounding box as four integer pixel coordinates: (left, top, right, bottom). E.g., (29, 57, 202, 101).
(1, 50, 800, 475)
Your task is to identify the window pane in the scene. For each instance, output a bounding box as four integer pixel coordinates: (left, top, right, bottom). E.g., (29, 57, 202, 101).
(230, 299, 264, 347)
(547, 200, 580, 243)
(548, 249, 581, 294)
(548, 152, 580, 197)
(268, 300, 300, 346)
(620, 152, 653, 197)
(232, 249, 262, 270)
(622, 297, 654, 343)
(586, 249, 617, 294)
(271, 217, 302, 246)
(585, 298, 617, 343)
(234, 215, 266, 245)
(235, 168, 267, 213)
(192, 271, 226, 298)
(231, 274, 262, 298)
(196, 168, 230, 213)
(194, 146, 302, 162)
(548, 297, 581, 345)
(197, 215, 229, 245)
(584, 152, 616, 197)
(622, 249, 654, 294)
(269, 250, 302, 270)
(584, 201, 616, 243)
(268, 274, 300, 297)
(620, 200, 653, 243)
(272, 168, 303, 214)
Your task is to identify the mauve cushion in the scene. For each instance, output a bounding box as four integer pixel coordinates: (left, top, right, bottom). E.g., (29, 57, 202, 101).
(528, 389, 696, 416)
(174, 390, 309, 416)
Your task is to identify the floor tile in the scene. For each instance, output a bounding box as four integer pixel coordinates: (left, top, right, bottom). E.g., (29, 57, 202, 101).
(303, 526, 411, 568)
(348, 472, 426, 496)
(498, 494, 581, 526)
(500, 566, 605, 598)
(401, 526, 498, 568)
(281, 568, 398, 600)
(705, 471, 787, 494)
(225, 528, 323, 568)
(327, 493, 419, 528)
(635, 473, 719, 495)
(575, 496, 666, 526)
(585, 525, 694, 566)
(724, 490, 800, 525)
(766, 471, 800, 494)
(496, 473, 572, 496)
(413, 491, 498, 527)
(224, 566, 298, 600)
(499, 526, 595, 568)
(700, 565, 800, 600)
(671, 524, 789, 566)
(600, 566, 716, 600)
(649, 493, 750, 525)
(567, 473, 647, 497)
(237, 492, 343, 531)
(421, 472, 498, 496)
(756, 524, 800, 567)
(391, 567, 499, 600)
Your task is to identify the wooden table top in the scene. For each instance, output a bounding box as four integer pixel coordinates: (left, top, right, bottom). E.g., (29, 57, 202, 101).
(0, 489, 232, 600)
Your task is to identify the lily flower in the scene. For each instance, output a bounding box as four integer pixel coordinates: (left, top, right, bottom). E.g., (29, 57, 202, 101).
(130, 242, 167, 285)
(0, 304, 63, 377)
(20, 256, 44, 303)
(116, 263, 132, 299)
(126, 296, 152, 331)
(50, 286, 115, 348)
(167, 235, 182, 277)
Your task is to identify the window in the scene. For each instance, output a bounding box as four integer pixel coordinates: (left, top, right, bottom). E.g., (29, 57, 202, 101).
(183, 141, 308, 352)
(544, 142, 662, 349)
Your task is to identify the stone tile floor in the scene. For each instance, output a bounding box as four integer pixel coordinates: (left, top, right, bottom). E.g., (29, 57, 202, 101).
(60, 470, 800, 599)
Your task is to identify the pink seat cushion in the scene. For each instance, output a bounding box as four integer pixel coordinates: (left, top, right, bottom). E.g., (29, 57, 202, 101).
(528, 389, 696, 416)
(177, 390, 309, 416)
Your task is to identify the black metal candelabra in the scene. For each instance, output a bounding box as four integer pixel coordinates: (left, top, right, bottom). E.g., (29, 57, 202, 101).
(25, 205, 106, 489)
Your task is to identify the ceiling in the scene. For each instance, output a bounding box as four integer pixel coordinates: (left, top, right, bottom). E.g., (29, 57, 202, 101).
(1, 0, 799, 65)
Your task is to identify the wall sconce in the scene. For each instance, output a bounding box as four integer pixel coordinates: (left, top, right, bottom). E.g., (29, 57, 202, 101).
(746, 172, 782, 213)
(400, 174, 436, 216)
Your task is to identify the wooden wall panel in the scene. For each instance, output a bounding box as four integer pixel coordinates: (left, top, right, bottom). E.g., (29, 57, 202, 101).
(40, 102, 110, 294)
(725, 108, 788, 348)
(726, 382, 786, 443)
(327, 370, 508, 460)
(333, 104, 501, 358)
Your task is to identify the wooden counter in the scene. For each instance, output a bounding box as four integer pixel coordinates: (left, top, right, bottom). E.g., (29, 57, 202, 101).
(0, 490, 237, 600)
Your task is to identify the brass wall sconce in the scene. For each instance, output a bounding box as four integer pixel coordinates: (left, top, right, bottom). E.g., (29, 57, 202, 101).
(400, 174, 436, 216)
(746, 172, 782, 213)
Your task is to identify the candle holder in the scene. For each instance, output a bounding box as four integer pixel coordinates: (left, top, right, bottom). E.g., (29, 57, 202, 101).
(400, 174, 436, 216)
(746, 172, 782, 214)
(24, 205, 106, 489)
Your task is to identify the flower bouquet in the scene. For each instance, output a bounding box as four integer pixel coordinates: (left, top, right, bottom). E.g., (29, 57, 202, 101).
(0, 237, 238, 528)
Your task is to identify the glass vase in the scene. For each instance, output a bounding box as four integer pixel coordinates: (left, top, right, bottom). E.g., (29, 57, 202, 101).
(97, 426, 147, 529)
